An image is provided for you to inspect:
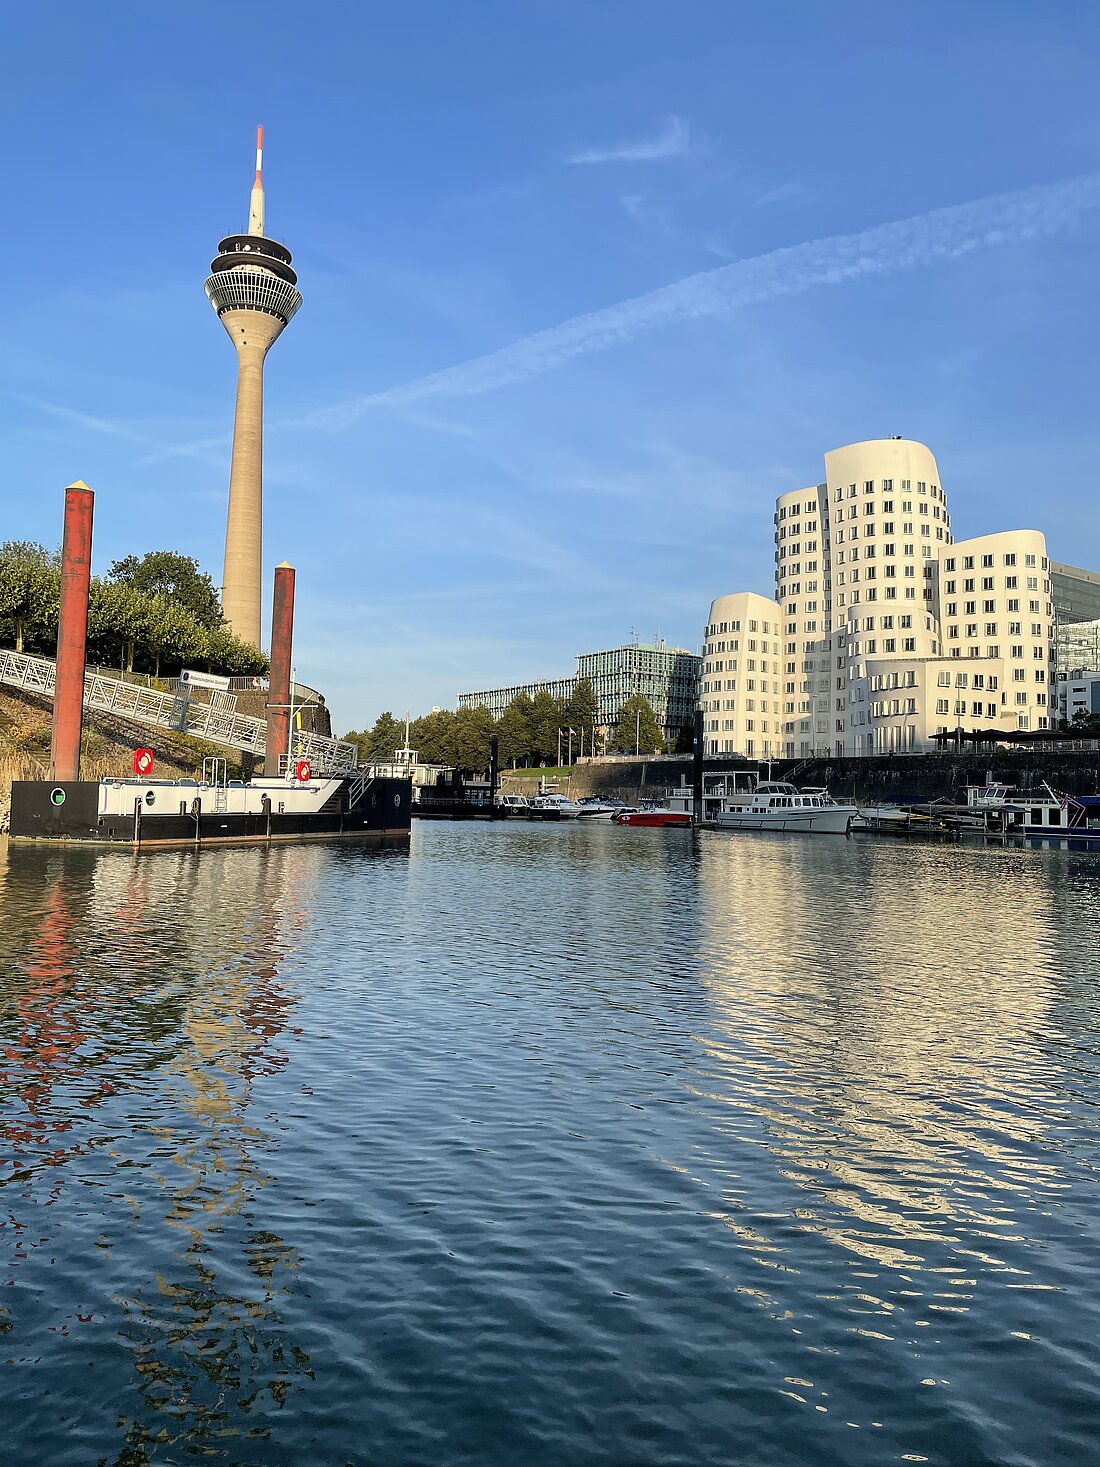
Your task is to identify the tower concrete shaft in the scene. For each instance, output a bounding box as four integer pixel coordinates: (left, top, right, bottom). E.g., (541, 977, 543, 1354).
(205, 128, 301, 650)
(220, 309, 284, 644)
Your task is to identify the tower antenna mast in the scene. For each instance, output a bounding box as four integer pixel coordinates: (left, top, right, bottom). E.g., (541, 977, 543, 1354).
(249, 125, 265, 237)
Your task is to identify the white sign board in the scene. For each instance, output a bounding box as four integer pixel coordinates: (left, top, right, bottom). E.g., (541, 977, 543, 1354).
(180, 669, 232, 691)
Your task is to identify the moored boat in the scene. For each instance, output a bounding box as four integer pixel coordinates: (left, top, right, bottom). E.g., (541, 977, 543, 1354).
(529, 793, 585, 820)
(574, 797, 626, 820)
(614, 802, 692, 828)
(713, 780, 854, 835)
(10, 766, 412, 847)
(850, 803, 915, 832)
(496, 793, 533, 817)
(956, 782, 1100, 842)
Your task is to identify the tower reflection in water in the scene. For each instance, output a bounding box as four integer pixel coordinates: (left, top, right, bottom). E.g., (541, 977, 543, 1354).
(0, 840, 325, 1460)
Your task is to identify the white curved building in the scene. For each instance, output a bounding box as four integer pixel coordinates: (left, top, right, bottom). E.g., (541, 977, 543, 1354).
(702, 592, 784, 757)
(705, 437, 1057, 759)
(774, 438, 953, 756)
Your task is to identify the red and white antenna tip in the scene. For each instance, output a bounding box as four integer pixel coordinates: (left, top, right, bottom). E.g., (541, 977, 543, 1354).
(254, 125, 264, 183)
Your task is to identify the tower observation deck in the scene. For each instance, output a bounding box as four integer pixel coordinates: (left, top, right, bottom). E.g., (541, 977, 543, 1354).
(205, 128, 301, 649)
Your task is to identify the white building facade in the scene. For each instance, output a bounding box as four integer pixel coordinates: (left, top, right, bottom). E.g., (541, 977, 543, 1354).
(701, 593, 784, 758)
(708, 438, 1058, 759)
(1057, 670, 1100, 725)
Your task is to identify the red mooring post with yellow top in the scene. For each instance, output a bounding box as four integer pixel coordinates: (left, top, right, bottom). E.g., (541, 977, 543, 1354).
(265, 561, 295, 773)
(49, 481, 95, 782)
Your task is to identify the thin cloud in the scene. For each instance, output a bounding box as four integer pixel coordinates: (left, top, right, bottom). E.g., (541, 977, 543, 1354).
(297, 171, 1100, 431)
(12, 394, 151, 445)
(753, 180, 813, 208)
(9, 393, 226, 468)
(566, 114, 691, 166)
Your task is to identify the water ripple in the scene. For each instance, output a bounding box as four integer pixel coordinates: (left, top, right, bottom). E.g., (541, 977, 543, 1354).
(0, 825, 1098, 1465)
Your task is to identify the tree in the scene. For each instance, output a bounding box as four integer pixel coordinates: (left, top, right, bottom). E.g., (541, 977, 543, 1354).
(529, 688, 566, 765)
(88, 579, 146, 672)
(142, 595, 203, 679)
(453, 705, 495, 773)
(609, 693, 664, 754)
(342, 728, 371, 762)
(366, 711, 404, 760)
(496, 695, 532, 768)
(410, 709, 459, 765)
(0, 541, 59, 654)
(108, 551, 222, 630)
(199, 625, 268, 677)
(566, 677, 601, 758)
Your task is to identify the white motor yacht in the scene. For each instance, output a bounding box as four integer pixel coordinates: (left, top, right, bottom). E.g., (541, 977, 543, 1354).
(713, 780, 855, 834)
(529, 793, 585, 820)
(573, 797, 625, 820)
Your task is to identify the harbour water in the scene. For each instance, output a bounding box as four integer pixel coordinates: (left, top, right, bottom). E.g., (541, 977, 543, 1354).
(1, 823, 1098, 1466)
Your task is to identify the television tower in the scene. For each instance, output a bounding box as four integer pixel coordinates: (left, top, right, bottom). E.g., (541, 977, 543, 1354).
(205, 128, 302, 648)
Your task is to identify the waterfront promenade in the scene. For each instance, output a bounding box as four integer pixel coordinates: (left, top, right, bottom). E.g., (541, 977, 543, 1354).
(0, 823, 1097, 1465)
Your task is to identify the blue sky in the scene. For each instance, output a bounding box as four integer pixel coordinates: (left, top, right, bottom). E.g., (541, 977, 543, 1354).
(2, 1, 1099, 731)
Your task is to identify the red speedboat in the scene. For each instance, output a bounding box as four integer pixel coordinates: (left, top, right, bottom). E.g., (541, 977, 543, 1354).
(614, 805, 692, 828)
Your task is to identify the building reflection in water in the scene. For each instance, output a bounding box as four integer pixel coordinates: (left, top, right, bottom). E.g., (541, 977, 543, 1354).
(0, 840, 334, 1459)
(688, 835, 1078, 1309)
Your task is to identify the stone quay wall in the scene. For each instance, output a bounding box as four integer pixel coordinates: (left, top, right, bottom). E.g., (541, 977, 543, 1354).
(561, 751, 1100, 805)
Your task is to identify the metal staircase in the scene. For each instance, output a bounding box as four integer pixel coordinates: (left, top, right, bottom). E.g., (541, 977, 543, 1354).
(0, 648, 359, 775)
(346, 767, 375, 807)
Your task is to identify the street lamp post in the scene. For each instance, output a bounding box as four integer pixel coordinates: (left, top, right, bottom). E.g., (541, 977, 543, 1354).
(635, 708, 641, 756)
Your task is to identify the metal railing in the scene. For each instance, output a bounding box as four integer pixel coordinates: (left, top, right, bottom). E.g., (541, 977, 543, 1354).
(0, 648, 358, 774)
(165, 675, 325, 702)
(347, 768, 376, 806)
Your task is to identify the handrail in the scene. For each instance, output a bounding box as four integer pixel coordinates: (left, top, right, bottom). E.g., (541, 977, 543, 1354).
(0, 648, 358, 774)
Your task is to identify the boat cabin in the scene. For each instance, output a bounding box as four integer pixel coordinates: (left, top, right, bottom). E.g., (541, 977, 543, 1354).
(720, 781, 833, 814)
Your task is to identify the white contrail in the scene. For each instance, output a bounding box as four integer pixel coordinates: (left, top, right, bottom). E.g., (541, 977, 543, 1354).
(300, 173, 1100, 430)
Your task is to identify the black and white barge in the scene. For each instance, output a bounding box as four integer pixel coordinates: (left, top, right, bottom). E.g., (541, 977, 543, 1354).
(9, 768, 411, 848)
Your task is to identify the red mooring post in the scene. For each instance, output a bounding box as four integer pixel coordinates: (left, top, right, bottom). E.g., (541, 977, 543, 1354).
(266, 562, 295, 774)
(50, 481, 95, 782)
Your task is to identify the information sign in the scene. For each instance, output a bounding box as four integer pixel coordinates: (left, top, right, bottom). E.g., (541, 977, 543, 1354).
(180, 669, 232, 692)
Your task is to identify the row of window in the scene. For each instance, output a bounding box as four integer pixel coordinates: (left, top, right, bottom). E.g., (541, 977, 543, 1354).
(776, 500, 822, 520)
(944, 605, 1044, 631)
(944, 552, 1045, 572)
(707, 718, 775, 733)
(935, 671, 999, 689)
(704, 617, 777, 637)
(943, 576, 1047, 594)
(828, 524, 946, 544)
(935, 700, 1002, 717)
(780, 513, 950, 542)
(705, 638, 778, 656)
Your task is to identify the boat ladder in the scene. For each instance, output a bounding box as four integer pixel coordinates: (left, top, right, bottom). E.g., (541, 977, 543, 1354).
(203, 756, 229, 812)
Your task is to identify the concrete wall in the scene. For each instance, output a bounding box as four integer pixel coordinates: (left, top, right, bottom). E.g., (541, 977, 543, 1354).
(561, 751, 1100, 804)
